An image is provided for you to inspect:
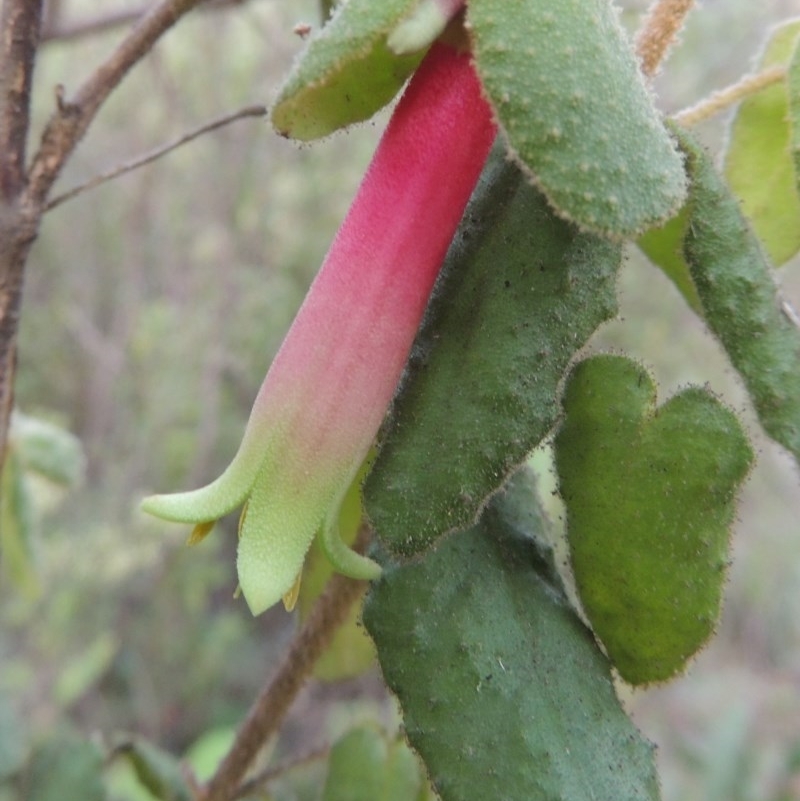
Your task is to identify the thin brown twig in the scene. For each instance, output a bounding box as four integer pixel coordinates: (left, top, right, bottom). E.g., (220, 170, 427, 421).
(25, 0, 207, 207)
(232, 746, 331, 800)
(45, 103, 267, 212)
(202, 525, 373, 801)
(635, 0, 695, 78)
(672, 65, 786, 127)
(0, 0, 44, 199)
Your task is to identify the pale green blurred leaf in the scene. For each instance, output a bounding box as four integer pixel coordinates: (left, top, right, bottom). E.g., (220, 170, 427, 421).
(725, 19, 800, 265)
(25, 730, 105, 801)
(54, 633, 118, 708)
(0, 451, 39, 598)
(183, 727, 235, 783)
(0, 693, 27, 781)
(9, 413, 85, 489)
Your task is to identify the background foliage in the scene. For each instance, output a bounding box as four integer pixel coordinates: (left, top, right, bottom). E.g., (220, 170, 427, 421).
(2, 1, 800, 799)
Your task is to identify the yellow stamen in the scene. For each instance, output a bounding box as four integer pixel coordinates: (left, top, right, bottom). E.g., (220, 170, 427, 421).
(188, 520, 215, 545)
(282, 571, 303, 612)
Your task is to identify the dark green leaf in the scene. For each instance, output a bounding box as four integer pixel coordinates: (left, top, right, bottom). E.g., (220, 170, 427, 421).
(554, 355, 753, 685)
(365, 468, 661, 801)
(679, 126, 800, 463)
(365, 144, 620, 557)
(467, 0, 686, 237)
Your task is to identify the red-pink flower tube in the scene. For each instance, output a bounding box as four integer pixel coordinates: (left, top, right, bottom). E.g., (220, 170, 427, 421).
(142, 42, 496, 614)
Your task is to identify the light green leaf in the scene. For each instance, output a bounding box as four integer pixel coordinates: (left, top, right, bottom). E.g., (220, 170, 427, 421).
(112, 736, 192, 801)
(679, 126, 800, 463)
(789, 28, 800, 200)
(271, 0, 424, 140)
(554, 356, 753, 685)
(467, 0, 686, 237)
(0, 451, 39, 598)
(365, 144, 620, 557)
(725, 19, 800, 266)
(323, 727, 387, 801)
(365, 468, 661, 801)
(637, 206, 702, 312)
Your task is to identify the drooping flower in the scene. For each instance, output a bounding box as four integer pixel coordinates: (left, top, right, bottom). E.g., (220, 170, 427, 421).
(141, 42, 496, 615)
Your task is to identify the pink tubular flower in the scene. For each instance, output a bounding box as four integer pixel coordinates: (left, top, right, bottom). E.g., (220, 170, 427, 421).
(141, 42, 496, 615)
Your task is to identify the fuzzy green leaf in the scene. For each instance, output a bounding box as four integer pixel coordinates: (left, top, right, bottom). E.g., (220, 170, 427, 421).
(466, 0, 686, 237)
(724, 20, 800, 266)
(364, 144, 620, 557)
(364, 468, 661, 801)
(271, 0, 424, 140)
(554, 355, 753, 685)
(679, 127, 800, 463)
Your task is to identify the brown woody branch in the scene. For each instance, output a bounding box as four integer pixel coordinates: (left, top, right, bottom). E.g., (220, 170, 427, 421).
(45, 103, 267, 212)
(26, 0, 207, 206)
(202, 526, 373, 801)
(0, 0, 43, 199)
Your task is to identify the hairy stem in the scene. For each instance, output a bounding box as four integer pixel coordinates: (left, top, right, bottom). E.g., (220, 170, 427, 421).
(202, 526, 371, 801)
(673, 65, 785, 127)
(636, 0, 695, 78)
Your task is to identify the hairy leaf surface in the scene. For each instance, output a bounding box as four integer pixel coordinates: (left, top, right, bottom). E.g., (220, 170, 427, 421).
(365, 469, 661, 801)
(364, 145, 620, 556)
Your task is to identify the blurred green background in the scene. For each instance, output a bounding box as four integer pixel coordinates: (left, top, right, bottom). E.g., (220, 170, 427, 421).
(2, 1, 800, 799)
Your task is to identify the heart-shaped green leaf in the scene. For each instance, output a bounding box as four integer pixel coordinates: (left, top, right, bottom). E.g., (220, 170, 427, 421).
(466, 0, 686, 237)
(271, 0, 424, 140)
(678, 126, 800, 464)
(365, 468, 661, 801)
(554, 355, 753, 685)
(725, 20, 800, 266)
(364, 143, 620, 557)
